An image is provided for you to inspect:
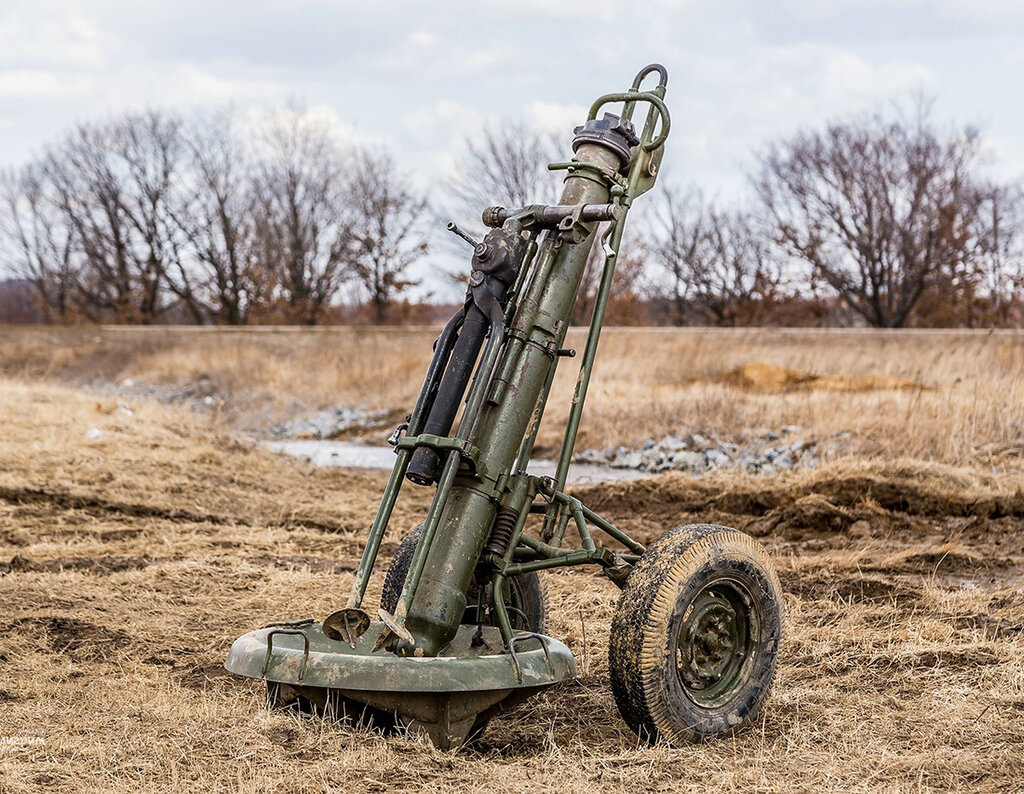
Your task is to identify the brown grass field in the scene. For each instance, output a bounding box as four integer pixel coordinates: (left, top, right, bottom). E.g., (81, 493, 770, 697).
(1, 326, 1023, 792)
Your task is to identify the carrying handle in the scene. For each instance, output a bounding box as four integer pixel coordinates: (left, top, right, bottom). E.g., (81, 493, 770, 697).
(631, 63, 668, 90)
(587, 91, 670, 152)
(263, 629, 310, 682)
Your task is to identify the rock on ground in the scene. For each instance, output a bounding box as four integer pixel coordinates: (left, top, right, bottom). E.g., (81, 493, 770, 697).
(575, 427, 852, 476)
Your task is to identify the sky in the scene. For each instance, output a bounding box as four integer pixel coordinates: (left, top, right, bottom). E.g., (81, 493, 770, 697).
(1, 0, 1022, 297)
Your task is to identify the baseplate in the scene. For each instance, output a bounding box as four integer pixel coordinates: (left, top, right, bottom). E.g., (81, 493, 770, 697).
(225, 620, 577, 748)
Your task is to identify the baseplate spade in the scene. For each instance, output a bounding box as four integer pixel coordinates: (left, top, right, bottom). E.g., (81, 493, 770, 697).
(225, 620, 577, 748)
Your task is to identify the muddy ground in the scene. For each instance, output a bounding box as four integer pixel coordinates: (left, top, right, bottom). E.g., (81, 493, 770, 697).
(1, 379, 1023, 792)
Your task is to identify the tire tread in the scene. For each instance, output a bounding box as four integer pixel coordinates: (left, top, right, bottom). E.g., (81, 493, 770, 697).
(608, 524, 783, 744)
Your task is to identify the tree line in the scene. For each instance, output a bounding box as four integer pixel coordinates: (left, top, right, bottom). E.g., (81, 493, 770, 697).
(2, 99, 1022, 327)
(0, 107, 430, 325)
(648, 101, 1023, 328)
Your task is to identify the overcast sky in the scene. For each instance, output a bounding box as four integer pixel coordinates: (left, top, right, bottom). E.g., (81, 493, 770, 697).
(2, 0, 1022, 296)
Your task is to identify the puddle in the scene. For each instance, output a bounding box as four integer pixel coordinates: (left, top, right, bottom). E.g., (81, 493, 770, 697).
(265, 440, 650, 485)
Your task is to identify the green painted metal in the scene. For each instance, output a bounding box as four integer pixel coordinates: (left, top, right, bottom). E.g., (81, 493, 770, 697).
(226, 65, 672, 748)
(226, 623, 574, 692)
(401, 141, 622, 656)
(344, 447, 411, 609)
(553, 80, 670, 492)
(675, 581, 754, 708)
(395, 449, 459, 620)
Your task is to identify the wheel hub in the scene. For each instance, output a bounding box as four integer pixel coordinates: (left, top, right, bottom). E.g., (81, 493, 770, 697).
(675, 583, 753, 707)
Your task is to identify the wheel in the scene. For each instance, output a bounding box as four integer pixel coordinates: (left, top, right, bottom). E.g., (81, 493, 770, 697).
(608, 523, 783, 745)
(380, 523, 546, 633)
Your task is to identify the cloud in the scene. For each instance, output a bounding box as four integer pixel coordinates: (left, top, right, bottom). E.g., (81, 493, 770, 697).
(0, 69, 95, 100)
(935, 0, 1024, 28)
(522, 101, 589, 136)
(408, 30, 437, 48)
(144, 63, 292, 107)
(371, 37, 520, 80)
(401, 99, 485, 137)
(0, 0, 1019, 203)
(618, 30, 939, 200)
(400, 100, 490, 187)
(239, 102, 390, 155)
(744, 0, 1024, 43)
(997, 48, 1024, 68)
(0, 3, 117, 70)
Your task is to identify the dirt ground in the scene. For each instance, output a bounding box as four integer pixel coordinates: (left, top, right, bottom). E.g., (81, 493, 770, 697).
(1, 329, 1023, 792)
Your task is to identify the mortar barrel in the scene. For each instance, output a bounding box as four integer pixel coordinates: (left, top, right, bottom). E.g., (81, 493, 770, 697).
(399, 139, 624, 657)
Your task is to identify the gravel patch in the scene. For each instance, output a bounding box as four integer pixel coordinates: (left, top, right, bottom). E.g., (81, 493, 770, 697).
(575, 427, 853, 475)
(268, 405, 390, 439)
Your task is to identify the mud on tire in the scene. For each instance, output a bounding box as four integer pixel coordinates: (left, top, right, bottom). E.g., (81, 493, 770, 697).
(608, 523, 783, 744)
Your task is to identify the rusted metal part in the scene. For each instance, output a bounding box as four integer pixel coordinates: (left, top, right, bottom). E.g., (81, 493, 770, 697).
(506, 633, 553, 684)
(261, 629, 310, 682)
(676, 583, 752, 705)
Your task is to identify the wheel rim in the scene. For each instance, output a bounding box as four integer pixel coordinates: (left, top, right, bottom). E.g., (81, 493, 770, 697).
(674, 578, 756, 708)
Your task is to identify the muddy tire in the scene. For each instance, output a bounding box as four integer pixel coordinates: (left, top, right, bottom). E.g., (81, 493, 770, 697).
(380, 524, 546, 633)
(608, 523, 783, 745)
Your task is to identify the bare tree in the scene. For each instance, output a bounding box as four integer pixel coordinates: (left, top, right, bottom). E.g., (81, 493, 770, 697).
(44, 110, 186, 323)
(250, 106, 353, 324)
(647, 187, 773, 326)
(971, 184, 1024, 325)
(118, 111, 196, 321)
(7, 97, 1016, 329)
(700, 210, 778, 325)
(571, 228, 650, 325)
(754, 101, 983, 328)
(346, 148, 429, 323)
(648, 186, 705, 323)
(0, 163, 76, 321)
(449, 120, 562, 216)
(442, 120, 563, 279)
(171, 111, 265, 324)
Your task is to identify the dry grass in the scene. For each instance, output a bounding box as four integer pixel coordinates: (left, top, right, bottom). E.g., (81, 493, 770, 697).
(1, 326, 1022, 469)
(1, 328, 1023, 791)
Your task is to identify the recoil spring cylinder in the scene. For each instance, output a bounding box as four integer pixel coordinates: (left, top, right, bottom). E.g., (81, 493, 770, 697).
(485, 506, 518, 557)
